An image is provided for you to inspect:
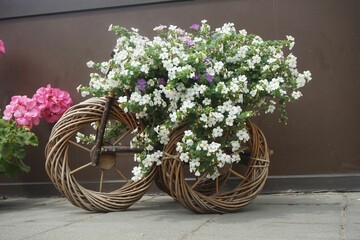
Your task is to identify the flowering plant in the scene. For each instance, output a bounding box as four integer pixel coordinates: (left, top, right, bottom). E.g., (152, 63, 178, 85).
(0, 39, 5, 54)
(79, 20, 311, 181)
(33, 84, 73, 123)
(1, 84, 72, 177)
(0, 118, 38, 177)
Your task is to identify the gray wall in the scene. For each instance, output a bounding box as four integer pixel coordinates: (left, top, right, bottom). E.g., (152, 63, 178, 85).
(0, 0, 359, 195)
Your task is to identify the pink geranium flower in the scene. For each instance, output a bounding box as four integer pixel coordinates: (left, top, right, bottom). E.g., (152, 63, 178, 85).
(0, 40, 5, 54)
(33, 84, 72, 123)
(3, 95, 40, 129)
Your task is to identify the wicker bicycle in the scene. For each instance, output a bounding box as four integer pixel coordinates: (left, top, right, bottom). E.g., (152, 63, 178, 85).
(45, 94, 270, 213)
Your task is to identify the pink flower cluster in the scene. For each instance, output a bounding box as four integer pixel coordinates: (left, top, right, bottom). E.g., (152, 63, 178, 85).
(0, 39, 5, 54)
(33, 84, 73, 123)
(3, 96, 40, 129)
(2, 85, 72, 129)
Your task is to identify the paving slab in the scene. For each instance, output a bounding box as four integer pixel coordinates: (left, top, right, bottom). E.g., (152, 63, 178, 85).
(0, 192, 359, 240)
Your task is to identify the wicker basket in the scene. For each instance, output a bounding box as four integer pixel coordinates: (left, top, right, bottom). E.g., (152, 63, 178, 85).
(45, 97, 157, 212)
(156, 120, 270, 213)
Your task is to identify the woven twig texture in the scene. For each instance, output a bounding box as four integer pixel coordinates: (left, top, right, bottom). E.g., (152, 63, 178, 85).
(157, 120, 270, 213)
(45, 97, 156, 212)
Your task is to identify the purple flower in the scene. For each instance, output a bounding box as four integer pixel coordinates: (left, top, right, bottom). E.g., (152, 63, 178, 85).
(203, 57, 212, 63)
(194, 74, 201, 80)
(204, 73, 213, 83)
(190, 24, 200, 31)
(203, 57, 212, 68)
(179, 36, 195, 48)
(158, 78, 166, 86)
(137, 78, 147, 92)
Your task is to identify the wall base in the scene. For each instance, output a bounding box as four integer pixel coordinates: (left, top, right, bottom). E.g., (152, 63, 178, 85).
(1, 174, 359, 198)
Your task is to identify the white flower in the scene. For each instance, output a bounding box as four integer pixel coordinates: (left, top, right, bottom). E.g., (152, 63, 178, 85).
(180, 100, 195, 113)
(250, 89, 257, 97)
(226, 117, 234, 126)
(265, 104, 276, 114)
(252, 55, 261, 64)
(140, 64, 149, 74)
(286, 35, 295, 50)
(231, 140, 241, 152)
(286, 53, 297, 68)
(86, 61, 95, 68)
(237, 129, 250, 142)
(202, 98, 211, 105)
(207, 67, 215, 76)
(75, 132, 84, 143)
(81, 90, 89, 97)
(153, 25, 167, 31)
(131, 166, 144, 182)
(208, 142, 221, 153)
(172, 57, 180, 66)
(176, 143, 183, 153)
(212, 126, 223, 138)
(184, 130, 193, 137)
(118, 96, 127, 103)
(170, 112, 177, 122)
(214, 61, 224, 73)
(147, 79, 155, 87)
(180, 152, 190, 163)
(304, 70, 312, 81)
(239, 29, 247, 36)
(296, 74, 306, 88)
(186, 139, 194, 146)
(211, 112, 224, 122)
(291, 91, 302, 100)
(198, 140, 208, 150)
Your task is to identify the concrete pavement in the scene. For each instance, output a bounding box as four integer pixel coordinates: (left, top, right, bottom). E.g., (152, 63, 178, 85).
(1, 192, 360, 240)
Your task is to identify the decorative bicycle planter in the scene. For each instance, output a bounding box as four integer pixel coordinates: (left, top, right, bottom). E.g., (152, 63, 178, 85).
(45, 20, 310, 213)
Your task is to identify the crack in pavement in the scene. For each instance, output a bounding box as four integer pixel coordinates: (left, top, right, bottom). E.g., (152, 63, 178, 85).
(181, 215, 220, 240)
(339, 194, 348, 240)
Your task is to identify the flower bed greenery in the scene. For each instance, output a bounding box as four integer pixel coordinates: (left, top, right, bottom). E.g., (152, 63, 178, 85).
(0, 119, 38, 178)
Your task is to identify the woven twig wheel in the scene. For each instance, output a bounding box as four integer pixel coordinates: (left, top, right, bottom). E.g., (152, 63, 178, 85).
(158, 120, 270, 213)
(45, 97, 157, 212)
